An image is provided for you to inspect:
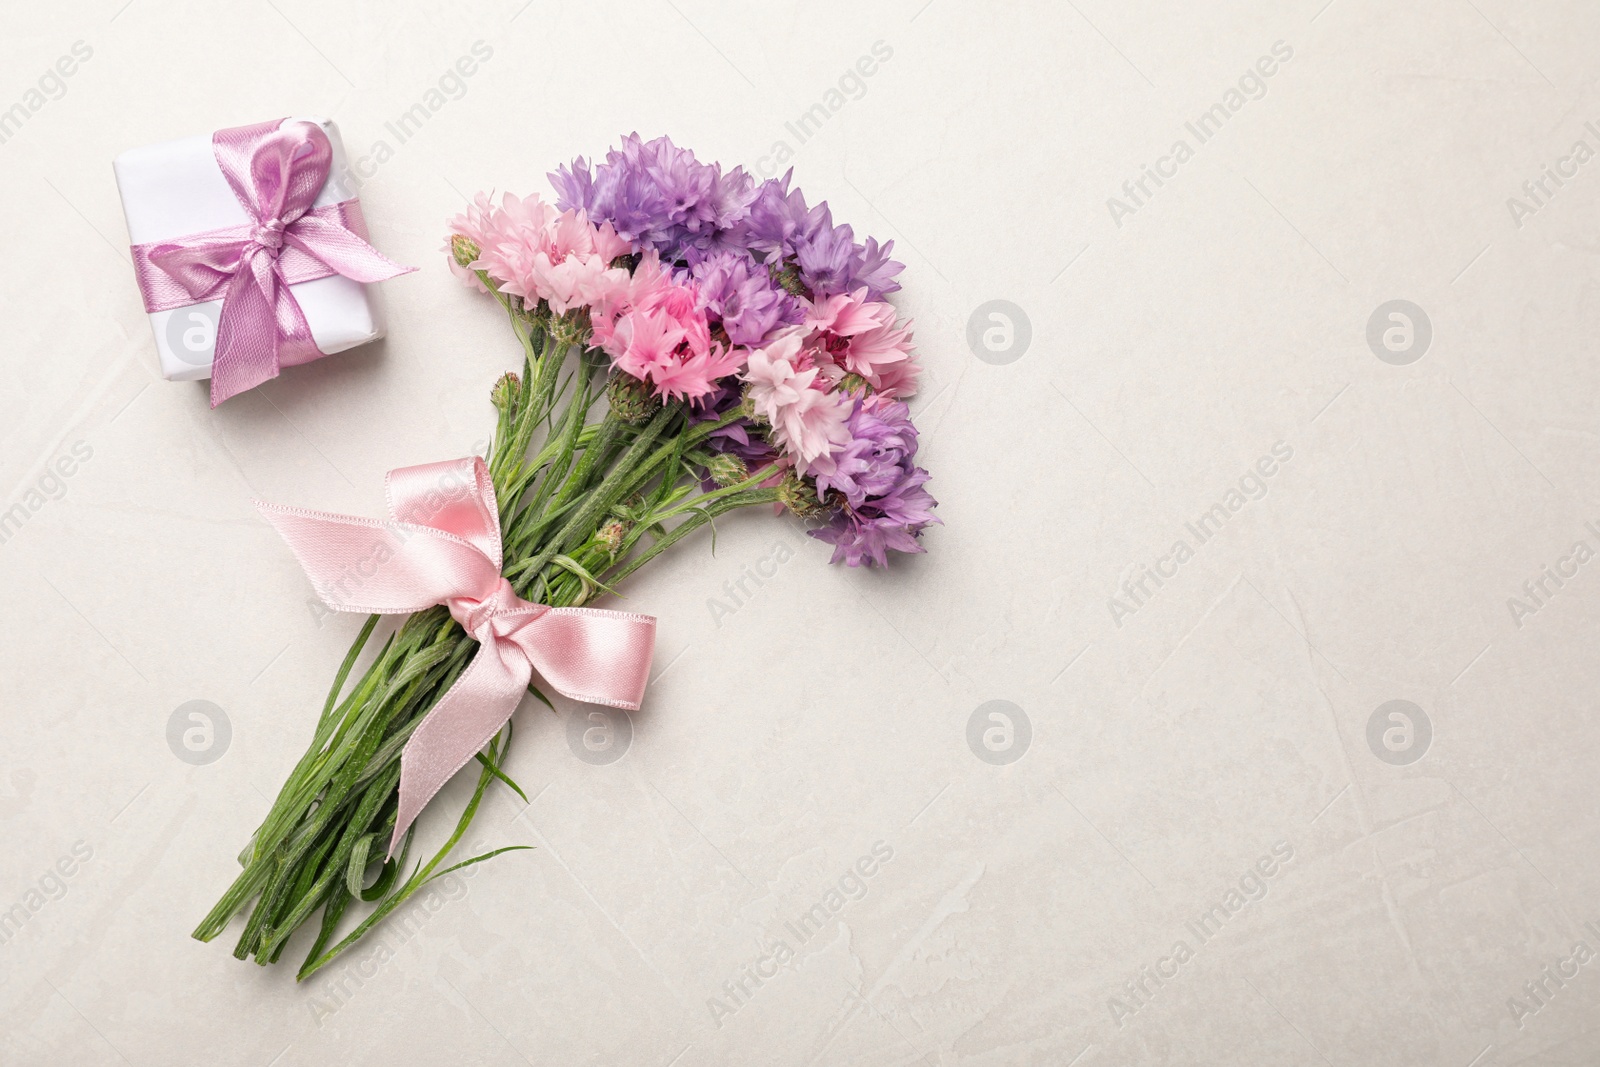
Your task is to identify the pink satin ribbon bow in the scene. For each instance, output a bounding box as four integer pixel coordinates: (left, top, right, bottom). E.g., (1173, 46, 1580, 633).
(259, 456, 656, 854)
(130, 119, 415, 407)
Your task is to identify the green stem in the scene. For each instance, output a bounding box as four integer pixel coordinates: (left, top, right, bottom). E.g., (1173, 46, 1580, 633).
(605, 487, 782, 586)
(295, 726, 512, 980)
(506, 405, 677, 592)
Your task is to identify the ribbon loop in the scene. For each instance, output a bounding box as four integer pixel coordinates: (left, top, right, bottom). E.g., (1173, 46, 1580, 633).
(257, 456, 656, 855)
(129, 118, 415, 406)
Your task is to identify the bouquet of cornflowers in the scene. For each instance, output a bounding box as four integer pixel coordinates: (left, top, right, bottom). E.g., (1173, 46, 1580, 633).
(192, 134, 938, 977)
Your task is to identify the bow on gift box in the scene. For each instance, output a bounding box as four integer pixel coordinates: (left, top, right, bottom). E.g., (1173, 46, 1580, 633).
(259, 456, 656, 854)
(129, 119, 415, 406)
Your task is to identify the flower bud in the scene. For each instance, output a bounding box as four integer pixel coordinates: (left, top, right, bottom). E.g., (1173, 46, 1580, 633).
(491, 371, 522, 412)
(707, 453, 748, 487)
(451, 234, 481, 269)
(778, 471, 831, 519)
(596, 518, 631, 559)
(838, 373, 870, 396)
(737, 384, 762, 424)
(770, 261, 809, 297)
(607, 373, 660, 425)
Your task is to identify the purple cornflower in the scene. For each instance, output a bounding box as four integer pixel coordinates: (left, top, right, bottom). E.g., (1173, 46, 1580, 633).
(810, 395, 938, 566)
(812, 395, 916, 507)
(812, 467, 939, 567)
(550, 134, 758, 259)
(686, 250, 801, 347)
(745, 171, 905, 300)
(745, 172, 832, 262)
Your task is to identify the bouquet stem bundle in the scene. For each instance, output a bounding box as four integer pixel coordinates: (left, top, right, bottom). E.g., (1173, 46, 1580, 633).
(193, 278, 777, 979)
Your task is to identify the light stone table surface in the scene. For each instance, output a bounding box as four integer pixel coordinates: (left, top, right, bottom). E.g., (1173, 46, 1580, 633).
(3, 1, 1599, 1064)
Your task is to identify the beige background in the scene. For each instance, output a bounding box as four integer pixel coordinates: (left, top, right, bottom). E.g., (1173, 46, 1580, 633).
(4, 1, 1600, 1064)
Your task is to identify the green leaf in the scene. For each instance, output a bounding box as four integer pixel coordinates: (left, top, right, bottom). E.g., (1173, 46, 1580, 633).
(298, 882, 352, 975)
(344, 833, 375, 897)
(473, 751, 528, 801)
(323, 614, 380, 723)
(552, 553, 623, 599)
(362, 827, 412, 902)
(423, 845, 535, 886)
(680, 506, 719, 554)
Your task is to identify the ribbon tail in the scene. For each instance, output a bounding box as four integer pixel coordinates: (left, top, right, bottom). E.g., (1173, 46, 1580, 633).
(391, 635, 532, 855)
(288, 212, 418, 283)
(210, 254, 297, 406)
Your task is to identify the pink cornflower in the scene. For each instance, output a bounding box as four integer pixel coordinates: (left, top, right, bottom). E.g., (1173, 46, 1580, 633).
(470, 193, 631, 314)
(804, 288, 920, 398)
(443, 192, 498, 291)
(742, 330, 851, 475)
(593, 251, 744, 401)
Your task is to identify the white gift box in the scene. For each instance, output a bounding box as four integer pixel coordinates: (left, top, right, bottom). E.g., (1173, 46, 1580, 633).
(113, 117, 384, 383)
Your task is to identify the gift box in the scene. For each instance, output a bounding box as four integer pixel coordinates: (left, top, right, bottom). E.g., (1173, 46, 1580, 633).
(113, 117, 412, 404)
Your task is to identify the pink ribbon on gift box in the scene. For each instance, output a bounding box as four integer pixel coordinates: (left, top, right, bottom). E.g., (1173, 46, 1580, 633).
(258, 456, 657, 854)
(129, 119, 414, 407)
